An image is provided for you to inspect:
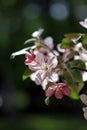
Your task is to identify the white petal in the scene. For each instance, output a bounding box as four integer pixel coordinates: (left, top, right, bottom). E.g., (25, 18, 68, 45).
(36, 52, 45, 65)
(35, 71, 46, 85)
(80, 94, 87, 105)
(48, 56, 58, 68)
(29, 61, 41, 71)
(11, 46, 36, 59)
(32, 29, 44, 38)
(80, 18, 87, 28)
(41, 78, 48, 90)
(30, 71, 38, 81)
(43, 37, 54, 50)
(82, 72, 87, 82)
(49, 72, 59, 82)
(57, 44, 65, 53)
(84, 112, 87, 120)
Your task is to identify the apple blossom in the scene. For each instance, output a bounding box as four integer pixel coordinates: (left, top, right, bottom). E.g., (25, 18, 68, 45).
(11, 18, 87, 120)
(26, 52, 59, 90)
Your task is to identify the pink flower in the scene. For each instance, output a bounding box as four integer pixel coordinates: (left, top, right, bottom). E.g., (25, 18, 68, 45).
(28, 52, 59, 90)
(45, 83, 71, 99)
(24, 50, 35, 65)
(79, 18, 87, 28)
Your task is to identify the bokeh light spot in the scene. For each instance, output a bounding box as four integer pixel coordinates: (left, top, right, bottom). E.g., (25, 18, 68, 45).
(49, 2, 69, 20)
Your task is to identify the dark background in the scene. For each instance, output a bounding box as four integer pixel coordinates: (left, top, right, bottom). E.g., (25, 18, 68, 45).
(0, 0, 87, 129)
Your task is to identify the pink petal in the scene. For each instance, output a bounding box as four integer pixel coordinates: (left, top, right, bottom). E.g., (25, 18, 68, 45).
(24, 53, 35, 65)
(45, 86, 55, 97)
(55, 90, 63, 99)
(62, 87, 71, 96)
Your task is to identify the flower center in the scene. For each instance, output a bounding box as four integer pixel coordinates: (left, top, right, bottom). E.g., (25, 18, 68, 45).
(42, 64, 49, 71)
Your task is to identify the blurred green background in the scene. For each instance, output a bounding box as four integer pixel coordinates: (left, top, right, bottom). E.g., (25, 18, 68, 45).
(0, 0, 87, 129)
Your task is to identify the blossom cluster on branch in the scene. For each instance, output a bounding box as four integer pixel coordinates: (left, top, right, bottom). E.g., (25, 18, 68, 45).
(11, 18, 87, 120)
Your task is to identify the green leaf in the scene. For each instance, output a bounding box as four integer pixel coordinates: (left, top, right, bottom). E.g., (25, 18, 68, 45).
(82, 34, 87, 49)
(69, 88, 79, 99)
(45, 97, 50, 105)
(70, 69, 84, 93)
(61, 38, 75, 49)
(22, 69, 32, 80)
(62, 66, 84, 99)
(70, 59, 86, 70)
(64, 33, 82, 43)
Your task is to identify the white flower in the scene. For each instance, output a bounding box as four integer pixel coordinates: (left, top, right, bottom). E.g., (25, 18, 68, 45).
(79, 18, 87, 28)
(80, 94, 87, 120)
(29, 52, 59, 90)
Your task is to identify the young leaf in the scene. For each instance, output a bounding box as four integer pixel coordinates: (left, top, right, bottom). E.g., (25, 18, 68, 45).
(22, 69, 32, 80)
(82, 34, 87, 49)
(62, 68, 80, 99)
(61, 38, 75, 49)
(64, 33, 82, 43)
(45, 97, 50, 105)
(70, 59, 86, 70)
(63, 68, 83, 99)
(70, 69, 84, 93)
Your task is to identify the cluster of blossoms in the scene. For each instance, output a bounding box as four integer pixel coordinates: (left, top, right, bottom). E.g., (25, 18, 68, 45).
(11, 18, 87, 120)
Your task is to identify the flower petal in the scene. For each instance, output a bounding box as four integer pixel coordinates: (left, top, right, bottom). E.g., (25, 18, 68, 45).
(83, 112, 87, 120)
(82, 72, 87, 82)
(43, 37, 54, 50)
(29, 61, 41, 71)
(62, 87, 71, 96)
(48, 56, 58, 68)
(41, 78, 48, 90)
(49, 72, 59, 83)
(32, 28, 44, 38)
(79, 18, 87, 28)
(80, 94, 87, 105)
(35, 52, 45, 65)
(45, 85, 56, 97)
(55, 90, 63, 99)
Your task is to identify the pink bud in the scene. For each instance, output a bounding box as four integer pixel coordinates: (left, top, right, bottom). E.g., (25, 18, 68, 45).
(45, 83, 71, 99)
(24, 50, 35, 65)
